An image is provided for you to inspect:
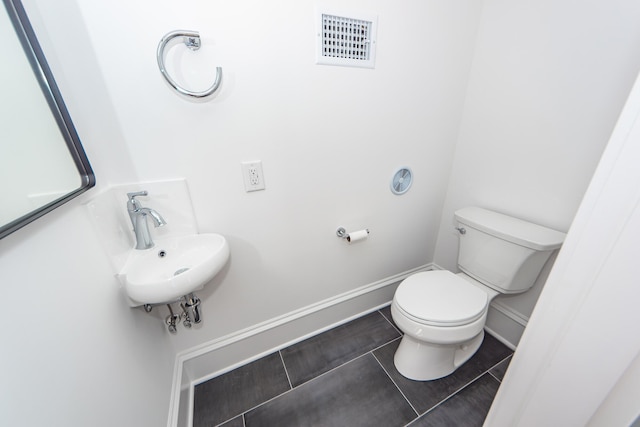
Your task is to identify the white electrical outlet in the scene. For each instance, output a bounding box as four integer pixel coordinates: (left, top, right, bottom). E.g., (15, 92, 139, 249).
(241, 161, 265, 192)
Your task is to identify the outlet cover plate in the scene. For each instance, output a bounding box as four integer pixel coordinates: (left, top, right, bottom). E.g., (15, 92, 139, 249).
(241, 161, 265, 192)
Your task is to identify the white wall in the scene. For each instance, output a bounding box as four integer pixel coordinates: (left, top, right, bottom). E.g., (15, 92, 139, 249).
(6, 0, 640, 425)
(73, 0, 484, 353)
(0, 1, 174, 426)
(433, 0, 640, 345)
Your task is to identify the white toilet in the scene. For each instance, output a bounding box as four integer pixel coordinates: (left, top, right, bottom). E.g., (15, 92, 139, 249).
(391, 206, 566, 381)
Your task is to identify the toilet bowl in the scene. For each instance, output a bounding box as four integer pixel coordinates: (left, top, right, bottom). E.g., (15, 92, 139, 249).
(390, 207, 566, 381)
(391, 270, 498, 380)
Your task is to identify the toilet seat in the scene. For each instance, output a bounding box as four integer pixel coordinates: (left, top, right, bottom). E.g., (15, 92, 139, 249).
(394, 271, 488, 327)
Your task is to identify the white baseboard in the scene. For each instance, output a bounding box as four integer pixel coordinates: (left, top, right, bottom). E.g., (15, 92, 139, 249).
(166, 264, 432, 427)
(485, 303, 527, 350)
(484, 324, 518, 351)
(490, 300, 529, 327)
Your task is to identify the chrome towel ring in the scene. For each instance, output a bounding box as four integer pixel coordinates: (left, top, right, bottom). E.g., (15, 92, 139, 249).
(156, 30, 222, 99)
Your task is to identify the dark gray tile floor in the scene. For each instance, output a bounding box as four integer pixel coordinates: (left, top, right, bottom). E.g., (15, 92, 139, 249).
(193, 306, 513, 427)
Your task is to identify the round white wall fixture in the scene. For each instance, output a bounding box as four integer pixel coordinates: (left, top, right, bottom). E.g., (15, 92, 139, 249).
(390, 167, 413, 195)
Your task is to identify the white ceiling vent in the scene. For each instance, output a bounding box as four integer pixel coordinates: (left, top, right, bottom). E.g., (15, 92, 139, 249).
(316, 11, 377, 69)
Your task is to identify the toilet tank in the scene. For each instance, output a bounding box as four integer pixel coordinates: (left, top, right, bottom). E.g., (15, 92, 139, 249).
(454, 207, 566, 294)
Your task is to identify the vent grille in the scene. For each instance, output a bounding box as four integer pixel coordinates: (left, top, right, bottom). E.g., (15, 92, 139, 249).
(321, 15, 371, 61)
(316, 12, 377, 68)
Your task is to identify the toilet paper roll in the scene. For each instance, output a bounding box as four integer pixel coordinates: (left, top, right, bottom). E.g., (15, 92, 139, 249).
(346, 229, 369, 243)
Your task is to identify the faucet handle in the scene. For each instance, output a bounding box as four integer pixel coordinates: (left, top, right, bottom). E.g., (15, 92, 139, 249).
(127, 191, 148, 202)
(127, 191, 148, 211)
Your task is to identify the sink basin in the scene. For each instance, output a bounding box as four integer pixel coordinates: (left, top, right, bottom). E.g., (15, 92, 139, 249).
(120, 233, 230, 306)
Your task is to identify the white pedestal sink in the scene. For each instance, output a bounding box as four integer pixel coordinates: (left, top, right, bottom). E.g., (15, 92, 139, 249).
(119, 233, 229, 306)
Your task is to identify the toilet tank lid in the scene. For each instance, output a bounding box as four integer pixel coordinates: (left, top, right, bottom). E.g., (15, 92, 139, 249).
(454, 207, 567, 251)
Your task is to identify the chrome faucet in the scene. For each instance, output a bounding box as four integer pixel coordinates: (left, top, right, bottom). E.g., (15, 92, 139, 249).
(127, 191, 167, 250)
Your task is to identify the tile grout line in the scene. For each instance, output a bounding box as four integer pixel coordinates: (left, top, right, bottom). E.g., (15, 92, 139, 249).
(488, 371, 502, 383)
(485, 353, 512, 383)
(378, 306, 402, 336)
(370, 334, 403, 357)
(213, 416, 236, 427)
(371, 350, 421, 419)
(278, 350, 294, 390)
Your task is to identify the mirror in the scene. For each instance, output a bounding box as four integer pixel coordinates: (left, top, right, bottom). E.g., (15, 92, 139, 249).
(0, 0, 95, 239)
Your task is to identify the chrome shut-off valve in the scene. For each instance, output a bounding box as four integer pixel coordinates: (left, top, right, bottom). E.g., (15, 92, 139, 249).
(145, 293, 203, 334)
(183, 293, 202, 325)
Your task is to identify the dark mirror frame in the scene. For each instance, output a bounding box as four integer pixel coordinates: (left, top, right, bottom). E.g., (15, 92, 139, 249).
(1, 0, 95, 240)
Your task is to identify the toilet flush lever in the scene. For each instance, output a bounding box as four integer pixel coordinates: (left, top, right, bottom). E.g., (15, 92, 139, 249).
(455, 227, 466, 235)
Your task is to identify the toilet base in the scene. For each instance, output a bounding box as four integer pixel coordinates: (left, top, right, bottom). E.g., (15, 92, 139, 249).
(393, 330, 485, 381)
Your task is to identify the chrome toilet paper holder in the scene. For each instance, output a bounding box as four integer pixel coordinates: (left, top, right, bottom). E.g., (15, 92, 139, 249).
(336, 227, 370, 242)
